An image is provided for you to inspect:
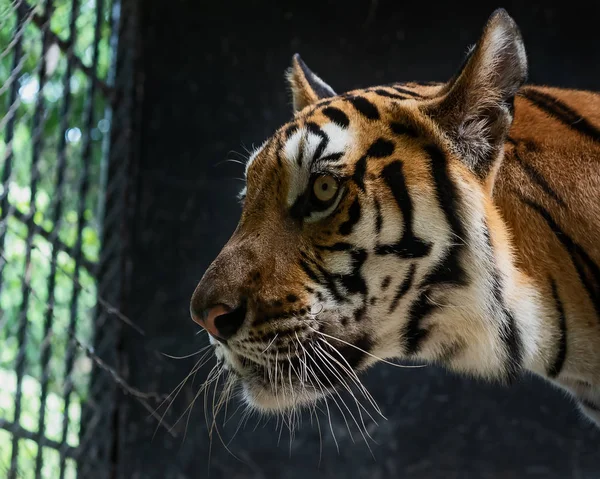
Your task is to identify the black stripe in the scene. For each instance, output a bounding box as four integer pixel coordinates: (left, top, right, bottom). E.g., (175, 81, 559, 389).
(520, 195, 600, 321)
(390, 121, 419, 138)
(372, 89, 411, 100)
(284, 124, 298, 138)
(353, 304, 367, 322)
(507, 96, 515, 117)
(376, 161, 431, 259)
(367, 138, 395, 158)
(339, 197, 361, 236)
(389, 85, 424, 98)
(299, 258, 321, 284)
(403, 289, 437, 355)
(321, 106, 349, 128)
(314, 99, 333, 108)
(580, 399, 600, 413)
(317, 152, 343, 164)
(547, 279, 568, 378)
(300, 253, 347, 303)
(353, 155, 367, 191)
(347, 96, 379, 120)
(305, 121, 325, 136)
(274, 136, 283, 168)
(339, 249, 368, 296)
(424, 145, 466, 240)
(297, 133, 306, 166)
(411, 81, 443, 87)
(499, 309, 523, 384)
(314, 242, 353, 252)
(388, 263, 416, 314)
(419, 146, 468, 284)
(253, 308, 305, 327)
(486, 228, 524, 384)
(420, 244, 466, 287)
(507, 138, 565, 207)
(520, 89, 600, 142)
(396, 145, 471, 357)
(306, 121, 329, 163)
(336, 334, 373, 370)
(374, 198, 383, 235)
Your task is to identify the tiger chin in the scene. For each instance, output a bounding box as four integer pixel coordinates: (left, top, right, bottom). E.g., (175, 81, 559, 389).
(190, 8, 600, 427)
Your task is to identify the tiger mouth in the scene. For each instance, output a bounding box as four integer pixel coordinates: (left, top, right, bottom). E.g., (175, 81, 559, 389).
(221, 343, 357, 412)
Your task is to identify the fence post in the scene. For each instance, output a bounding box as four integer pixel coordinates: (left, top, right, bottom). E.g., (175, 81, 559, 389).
(77, 0, 141, 477)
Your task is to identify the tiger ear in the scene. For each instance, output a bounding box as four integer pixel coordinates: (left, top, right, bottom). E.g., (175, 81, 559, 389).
(425, 9, 528, 177)
(286, 54, 336, 112)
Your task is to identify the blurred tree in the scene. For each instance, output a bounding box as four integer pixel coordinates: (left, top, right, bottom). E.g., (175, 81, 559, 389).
(0, 0, 113, 476)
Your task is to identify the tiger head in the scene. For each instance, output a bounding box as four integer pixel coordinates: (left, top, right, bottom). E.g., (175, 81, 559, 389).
(190, 9, 540, 413)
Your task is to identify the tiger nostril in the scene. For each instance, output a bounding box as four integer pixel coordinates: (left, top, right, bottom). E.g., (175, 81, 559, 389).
(193, 302, 247, 342)
(212, 301, 247, 341)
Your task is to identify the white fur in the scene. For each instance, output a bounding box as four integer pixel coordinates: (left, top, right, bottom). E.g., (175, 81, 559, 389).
(319, 123, 351, 162)
(245, 141, 267, 176)
(283, 123, 351, 207)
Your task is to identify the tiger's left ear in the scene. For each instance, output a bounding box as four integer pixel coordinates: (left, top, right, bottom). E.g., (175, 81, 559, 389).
(425, 9, 528, 178)
(286, 54, 337, 112)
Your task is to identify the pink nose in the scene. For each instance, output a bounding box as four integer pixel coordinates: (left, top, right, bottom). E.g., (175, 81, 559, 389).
(191, 304, 232, 339)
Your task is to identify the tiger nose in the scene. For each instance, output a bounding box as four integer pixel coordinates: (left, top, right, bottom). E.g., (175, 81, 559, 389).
(191, 303, 247, 342)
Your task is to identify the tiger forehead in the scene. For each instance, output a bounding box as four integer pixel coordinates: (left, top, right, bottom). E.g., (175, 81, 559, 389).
(245, 82, 440, 177)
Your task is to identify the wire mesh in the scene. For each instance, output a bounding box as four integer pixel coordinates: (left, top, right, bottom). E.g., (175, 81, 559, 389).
(0, 0, 140, 477)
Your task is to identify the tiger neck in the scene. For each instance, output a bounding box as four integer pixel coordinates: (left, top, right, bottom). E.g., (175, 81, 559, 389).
(407, 192, 558, 385)
(434, 264, 554, 384)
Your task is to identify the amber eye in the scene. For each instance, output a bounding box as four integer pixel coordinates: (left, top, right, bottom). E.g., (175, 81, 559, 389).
(312, 175, 339, 203)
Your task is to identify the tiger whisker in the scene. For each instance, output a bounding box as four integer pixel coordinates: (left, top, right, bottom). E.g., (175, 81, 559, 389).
(227, 406, 253, 447)
(208, 374, 246, 464)
(154, 348, 213, 414)
(298, 352, 325, 465)
(173, 362, 222, 437)
(214, 158, 246, 168)
(152, 350, 213, 440)
(303, 344, 360, 445)
(223, 401, 245, 427)
(316, 338, 385, 418)
(160, 343, 212, 360)
(202, 363, 225, 431)
(311, 328, 428, 369)
(315, 342, 381, 428)
(308, 402, 324, 466)
(262, 333, 279, 353)
(314, 343, 379, 448)
(309, 302, 324, 317)
(287, 344, 298, 450)
(298, 346, 339, 453)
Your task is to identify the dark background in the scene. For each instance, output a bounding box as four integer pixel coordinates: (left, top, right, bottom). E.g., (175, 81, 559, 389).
(117, 1, 600, 477)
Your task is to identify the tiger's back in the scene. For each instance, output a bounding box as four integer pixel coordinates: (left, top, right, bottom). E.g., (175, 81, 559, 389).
(498, 87, 600, 414)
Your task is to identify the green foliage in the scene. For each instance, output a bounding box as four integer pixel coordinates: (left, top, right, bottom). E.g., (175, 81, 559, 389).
(0, 0, 113, 476)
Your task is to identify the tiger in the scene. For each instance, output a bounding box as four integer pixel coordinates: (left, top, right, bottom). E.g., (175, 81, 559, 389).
(189, 8, 600, 429)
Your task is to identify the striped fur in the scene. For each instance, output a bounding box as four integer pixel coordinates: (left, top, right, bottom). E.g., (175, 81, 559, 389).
(190, 9, 600, 427)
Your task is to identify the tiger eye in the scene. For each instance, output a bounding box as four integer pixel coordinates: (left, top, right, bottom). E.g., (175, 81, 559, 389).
(313, 175, 339, 202)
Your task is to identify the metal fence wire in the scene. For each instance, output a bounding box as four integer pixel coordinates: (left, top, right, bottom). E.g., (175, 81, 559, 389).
(0, 0, 144, 477)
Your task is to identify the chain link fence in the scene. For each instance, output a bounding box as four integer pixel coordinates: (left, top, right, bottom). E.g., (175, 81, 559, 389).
(0, 0, 151, 477)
